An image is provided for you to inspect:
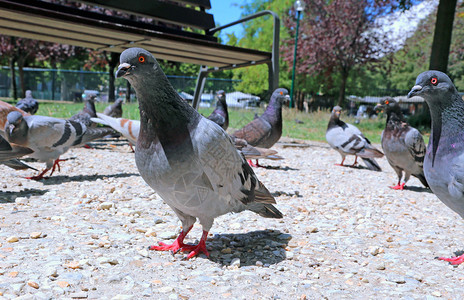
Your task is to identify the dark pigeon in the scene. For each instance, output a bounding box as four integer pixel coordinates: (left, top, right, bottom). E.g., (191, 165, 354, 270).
(16, 90, 39, 115)
(232, 88, 289, 167)
(408, 70, 464, 264)
(207, 90, 229, 130)
(377, 97, 428, 190)
(103, 98, 124, 118)
(69, 94, 98, 127)
(326, 106, 383, 171)
(5, 111, 114, 180)
(116, 47, 282, 259)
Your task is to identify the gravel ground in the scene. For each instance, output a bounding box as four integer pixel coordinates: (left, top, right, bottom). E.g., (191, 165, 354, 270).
(0, 137, 464, 299)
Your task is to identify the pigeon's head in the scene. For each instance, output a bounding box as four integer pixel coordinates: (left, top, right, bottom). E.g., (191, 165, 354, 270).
(271, 88, 290, 105)
(5, 111, 27, 143)
(332, 106, 342, 118)
(25, 90, 32, 98)
(216, 90, 225, 98)
(116, 48, 157, 80)
(376, 97, 400, 113)
(408, 71, 458, 105)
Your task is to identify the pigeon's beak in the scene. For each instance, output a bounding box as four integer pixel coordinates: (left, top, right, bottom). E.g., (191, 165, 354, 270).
(408, 85, 422, 98)
(8, 124, 15, 136)
(116, 63, 132, 78)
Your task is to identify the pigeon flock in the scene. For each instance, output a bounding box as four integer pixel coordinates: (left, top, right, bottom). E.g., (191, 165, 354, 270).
(1, 47, 464, 267)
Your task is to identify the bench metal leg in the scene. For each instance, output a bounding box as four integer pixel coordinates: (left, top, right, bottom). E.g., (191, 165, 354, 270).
(193, 65, 208, 110)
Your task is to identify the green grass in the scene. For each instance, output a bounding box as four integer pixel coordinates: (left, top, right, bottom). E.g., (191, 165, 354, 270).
(1, 98, 430, 144)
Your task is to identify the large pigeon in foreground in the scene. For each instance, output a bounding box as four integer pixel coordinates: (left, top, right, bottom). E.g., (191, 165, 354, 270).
(116, 47, 282, 259)
(232, 88, 289, 167)
(377, 97, 428, 190)
(326, 106, 383, 171)
(5, 111, 113, 180)
(207, 90, 229, 130)
(408, 70, 464, 264)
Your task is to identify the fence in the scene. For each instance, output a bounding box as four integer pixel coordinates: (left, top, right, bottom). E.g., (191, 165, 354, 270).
(0, 67, 241, 102)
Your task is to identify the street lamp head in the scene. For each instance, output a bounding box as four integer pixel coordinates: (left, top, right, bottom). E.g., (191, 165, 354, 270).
(294, 0, 305, 12)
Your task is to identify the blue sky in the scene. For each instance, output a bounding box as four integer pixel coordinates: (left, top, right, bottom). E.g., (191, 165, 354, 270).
(208, 0, 246, 41)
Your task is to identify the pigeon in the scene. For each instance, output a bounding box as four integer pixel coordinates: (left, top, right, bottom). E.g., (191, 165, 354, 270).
(377, 97, 428, 190)
(0, 100, 29, 130)
(116, 47, 283, 259)
(0, 134, 36, 171)
(69, 94, 98, 127)
(207, 90, 229, 130)
(91, 113, 140, 145)
(16, 90, 39, 115)
(408, 70, 464, 264)
(103, 98, 124, 118)
(232, 88, 289, 167)
(326, 106, 383, 171)
(5, 111, 114, 180)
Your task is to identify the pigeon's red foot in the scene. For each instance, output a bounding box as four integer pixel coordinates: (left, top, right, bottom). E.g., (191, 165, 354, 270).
(83, 144, 93, 149)
(182, 231, 210, 260)
(389, 183, 405, 190)
(148, 226, 192, 255)
(334, 163, 344, 166)
(248, 159, 265, 168)
(25, 168, 51, 180)
(438, 254, 464, 265)
(49, 158, 67, 176)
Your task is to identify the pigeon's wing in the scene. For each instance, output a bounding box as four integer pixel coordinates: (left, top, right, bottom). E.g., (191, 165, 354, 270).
(448, 153, 464, 199)
(326, 126, 364, 155)
(195, 119, 282, 218)
(75, 126, 115, 146)
(207, 112, 225, 129)
(233, 118, 272, 147)
(26, 116, 73, 149)
(92, 113, 139, 144)
(404, 127, 426, 168)
(2, 159, 37, 171)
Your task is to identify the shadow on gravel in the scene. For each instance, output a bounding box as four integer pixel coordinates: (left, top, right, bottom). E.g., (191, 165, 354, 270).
(261, 165, 299, 171)
(403, 186, 432, 193)
(206, 229, 291, 267)
(38, 172, 140, 185)
(0, 188, 48, 203)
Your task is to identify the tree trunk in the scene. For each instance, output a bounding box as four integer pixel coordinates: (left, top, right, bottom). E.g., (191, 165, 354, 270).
(108, 52, 119, 102)
(337, 71, 348, 107)
(17, 57, 26, 98)
(9, 57, 17, 100)
(126, 81, 131, 102)
(429, 0, 457, 72)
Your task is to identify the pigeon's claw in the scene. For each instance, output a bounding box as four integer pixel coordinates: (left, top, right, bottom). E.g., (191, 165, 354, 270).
(437, 254, 464, 265)
(25, 168, 51, 180)
(49, 158, 67, 176)
(389, 183, 405, 190)
(183, 231, 210, 260)
(248, 159, 266, 168)
(149, 240, 185, 253)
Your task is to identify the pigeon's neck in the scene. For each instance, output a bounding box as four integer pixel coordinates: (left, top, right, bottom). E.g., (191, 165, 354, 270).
(385, 109, 406, 130)
(214, 99, 228, 117)
(262, 98, 282, 124)
(84, 100, 97, 117)
(327, 115, 345, 130)
(429, 95, 464, 165)
(133, 68, 200, 148)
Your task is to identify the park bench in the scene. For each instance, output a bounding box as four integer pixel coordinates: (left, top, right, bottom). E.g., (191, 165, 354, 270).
(0, 0, 280, 107)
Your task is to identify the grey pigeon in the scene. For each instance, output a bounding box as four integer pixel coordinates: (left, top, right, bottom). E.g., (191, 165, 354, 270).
(16, 90, 39, 115)
(207, 90, 229, 130)
(69, 94, 98, 127)
(0, 134, 36, 171)
(326, 106, 383, 171)
(5, 111, 113, 180)
(116, 47, 283, 259)
(377, 97, 428, 190)
(103, 98, 124, 118)
(232, 88, 289, 167)
(408, 70, 464, 264)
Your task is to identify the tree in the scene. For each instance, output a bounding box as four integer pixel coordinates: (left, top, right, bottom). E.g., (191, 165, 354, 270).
(429, 0, 457, 72)
(282, 0, 396, 106)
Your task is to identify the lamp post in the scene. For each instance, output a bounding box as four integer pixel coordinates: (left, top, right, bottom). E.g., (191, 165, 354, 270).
(290, 0, 305, 109)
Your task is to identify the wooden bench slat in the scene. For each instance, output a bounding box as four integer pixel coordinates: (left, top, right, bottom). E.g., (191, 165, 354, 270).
(79, 0, 215, 30)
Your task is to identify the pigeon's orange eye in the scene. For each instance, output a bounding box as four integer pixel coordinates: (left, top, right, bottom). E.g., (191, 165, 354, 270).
(431, 77, 438, 85)
(280, 91, 283, 95)
(385, 100, 389, 105)
(139, 56, 145, 63)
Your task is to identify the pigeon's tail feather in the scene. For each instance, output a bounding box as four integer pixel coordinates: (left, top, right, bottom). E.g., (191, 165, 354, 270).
(361, 157, 382, 171)
(78, 127, 115, 146)
(2, 159, 37, 171)
(247, 180, 283, 218)
(264, 154, 284, 161)
(0, 146, 33, 161)
(358, 147, 384, 158)
(414, 173, 429, 188)
(90, 117, 109, 126)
